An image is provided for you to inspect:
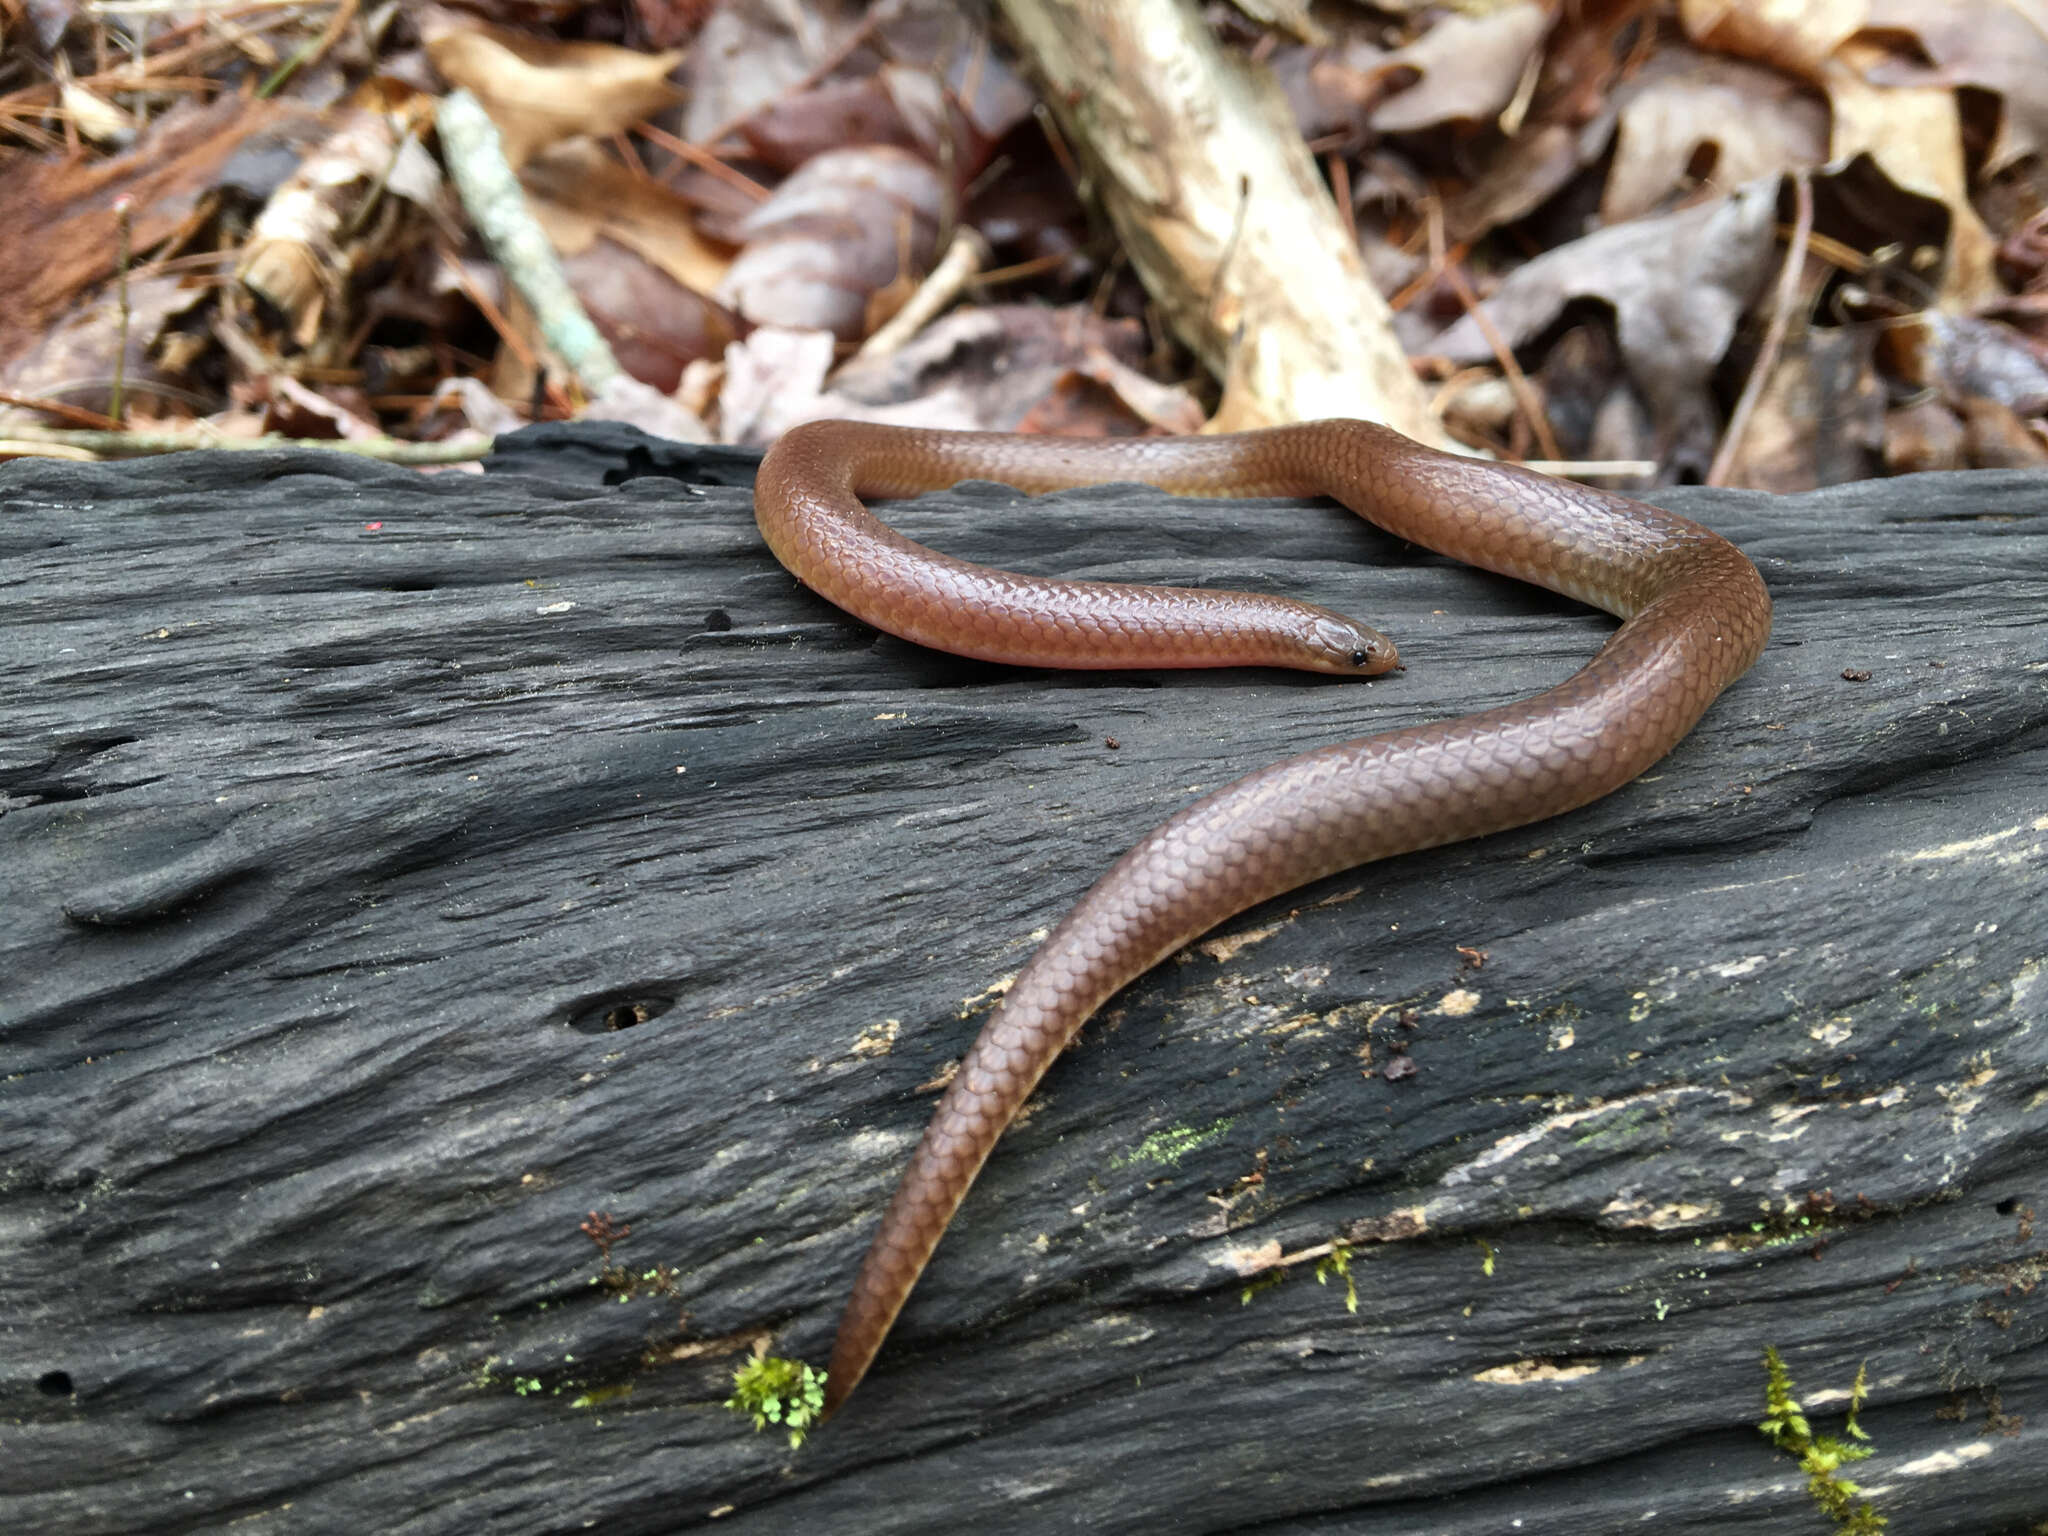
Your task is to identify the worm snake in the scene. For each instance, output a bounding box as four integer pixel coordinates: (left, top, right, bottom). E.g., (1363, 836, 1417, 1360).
(752, 417, 1772, 1418)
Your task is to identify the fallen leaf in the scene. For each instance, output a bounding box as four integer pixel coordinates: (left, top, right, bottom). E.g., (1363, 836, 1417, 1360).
(1602, 46, 1828, 223)
(680, 0, 876, 142)
(1681, 0, 1999, 305)
(1721, 328, 1885, 491)
(1882, 311, 2048, 413)
(422, 11, 682, 170)
(1861, 0, 2048, 176)
(521, 140, 733, 295)
(1371, 3, 1552, 132)
(1678, 0, 1866, 83)
(1883, 397, 1967, 473)
(1433, 176, 1780, 468)
(715, 146, 942, 340)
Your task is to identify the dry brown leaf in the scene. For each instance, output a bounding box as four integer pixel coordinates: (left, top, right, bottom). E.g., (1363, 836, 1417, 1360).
(421, 11, 682, 169)
(1444, 123, 1596, 243)
(1603, 47, 1827, 223)
(0, 274, 190, 422)
(1436, 0, 1637, 242)
(737, 69, 944, 172)
(555, 239, 740, 392)
(257, 374, 384, 441)
(1959, 391, 2048, 465)
(1678, 0, 1867, 84)
(715, 146, 941, 340)
(1883, 397, 1967, 473)
(1433, 177, 1780, 469)
(1862, 0, 2048, 176)
(520, 140, 732, 294)
(1887, 311, 2048, 412)
(1828, 38, 2000, 306)
(836, 304, 1200, 434)
(1719, 328, 1885, 490)
(631, 0, 723, 49)
(1680, 0, 1999, 305)
(582, 373, 711, 442)
(717, 326, 844, 443)
(1370, 2, 1552, 132)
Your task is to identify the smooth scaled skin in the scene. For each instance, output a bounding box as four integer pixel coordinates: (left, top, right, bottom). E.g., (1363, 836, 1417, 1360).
(752, 418, 1773, 1419)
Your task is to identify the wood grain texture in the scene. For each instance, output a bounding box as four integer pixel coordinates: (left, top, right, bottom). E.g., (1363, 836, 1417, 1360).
(2, 423, 2044, 1534)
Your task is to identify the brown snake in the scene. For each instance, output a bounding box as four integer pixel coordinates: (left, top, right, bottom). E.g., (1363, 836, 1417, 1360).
(752, 417, 1772, 1418)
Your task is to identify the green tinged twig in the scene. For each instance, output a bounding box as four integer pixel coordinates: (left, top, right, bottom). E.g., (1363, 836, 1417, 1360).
(435, 88, 620, 395)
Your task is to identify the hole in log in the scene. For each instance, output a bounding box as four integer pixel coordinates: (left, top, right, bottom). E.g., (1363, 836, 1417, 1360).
(566, 994, 676, 1034)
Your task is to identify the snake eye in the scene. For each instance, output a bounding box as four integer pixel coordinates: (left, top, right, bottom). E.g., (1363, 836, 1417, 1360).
(1351, 648, 1371, 668)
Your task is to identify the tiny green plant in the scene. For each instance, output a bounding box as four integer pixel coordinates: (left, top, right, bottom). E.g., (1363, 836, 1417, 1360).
(725, 1351, 828, 1450)
(1758, 1347, 1886, 1532)
(1315, 1242, 1358, 1314)
(1240, 1238, 1360, 1312)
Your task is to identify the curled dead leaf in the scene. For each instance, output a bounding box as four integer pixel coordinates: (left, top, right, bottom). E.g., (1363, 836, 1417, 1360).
(422, 11, 682, 170)
(715, 146, 942, 341)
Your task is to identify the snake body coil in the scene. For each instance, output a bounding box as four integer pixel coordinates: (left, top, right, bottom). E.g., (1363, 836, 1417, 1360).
(753, 418, 1772, 1417)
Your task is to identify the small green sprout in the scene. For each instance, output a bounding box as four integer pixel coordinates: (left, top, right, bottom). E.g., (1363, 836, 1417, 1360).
(1759, 1348, 1886, 1532)
(1315, 1242, 1358, 1314)
(725, 1352, 827, 1449)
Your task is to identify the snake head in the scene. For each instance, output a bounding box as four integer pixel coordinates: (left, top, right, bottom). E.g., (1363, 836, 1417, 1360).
(1310, 614, 1399, 676)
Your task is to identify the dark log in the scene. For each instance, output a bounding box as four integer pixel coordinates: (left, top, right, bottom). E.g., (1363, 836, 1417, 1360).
(3, 424, 2044, 1535)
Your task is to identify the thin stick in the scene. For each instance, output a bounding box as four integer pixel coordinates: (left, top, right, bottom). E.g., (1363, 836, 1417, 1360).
(633, 122, 770, 201)
(258, 0, 360, 99)
(1, 424, 490, 463)
(1442, 256, 1561, 463)
(1709, 170, 1813, 488)
(111, 197, 133, 426)
(436, 88, 620, 396)
(850, 227, 991, 365)
(0, 391, 124, 429)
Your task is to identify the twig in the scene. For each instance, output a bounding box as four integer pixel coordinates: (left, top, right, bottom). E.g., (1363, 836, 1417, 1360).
(633, 122, 771, 202)
(435, 88, 620, 396)
(973, 250, 1073, 287)
(111, 197, 133, 426)
(0, 424, 490, 463)
(1524, 459, 1658, 478)
(851, 227, 991, 365)
(1441, 256, 1561, 463)
(258, 0, 359, 99)
(0, 391, 124, 429)
(1710, 169, 1813, 488)
(1206, 174, 1253, 329)
(436, 248, 566, 420)
(1327, 152, 1355, 253)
